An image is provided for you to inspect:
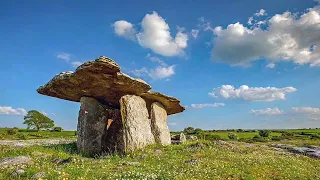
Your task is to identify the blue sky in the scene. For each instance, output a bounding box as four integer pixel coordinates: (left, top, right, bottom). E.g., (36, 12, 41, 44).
(1, 0, 320, 131)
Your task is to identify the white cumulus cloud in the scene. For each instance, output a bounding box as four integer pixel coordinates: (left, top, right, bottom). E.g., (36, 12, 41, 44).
(168, 122, 177, 126)
(113, 11, 188, 56)
(191, 29, 199, 38)
(250, 108, 284, 115)
(212, 5, 320, 67)
(191, 103, 225, 109)
(71, 61, 82, 68)
(57, 53, 71, 61)
(310, 117, 320, 120)
(292, 107, 320, 114)
(112, 20, 136, 40)
(266, 63, 275, 68)
(209, 85, 297, 101)
(131, 65, 175, 80)
(0, 106, 27, 116)
(149, 65, 175, 79)
(146, 54, 167, 66)
(255, 9, 267, 16)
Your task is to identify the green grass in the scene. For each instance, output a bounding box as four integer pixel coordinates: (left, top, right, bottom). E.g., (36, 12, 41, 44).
(0, 140, 319, 179)
(0, 128, 76, 140)
(0, 128, 319, 179)
(176, 128, 320, 141)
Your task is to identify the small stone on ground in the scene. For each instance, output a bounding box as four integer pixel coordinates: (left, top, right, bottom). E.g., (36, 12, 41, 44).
(0, 156, 32, 168)
(31, 172, 46, 179)
(122, 162, 140, 165)
(10, 169, 25, 177)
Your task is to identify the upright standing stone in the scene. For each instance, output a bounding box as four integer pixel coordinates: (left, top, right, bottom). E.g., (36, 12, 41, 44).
(120, 95, 155, 152)
(150, 102, 171, 145)
(77, 97, 120, 156)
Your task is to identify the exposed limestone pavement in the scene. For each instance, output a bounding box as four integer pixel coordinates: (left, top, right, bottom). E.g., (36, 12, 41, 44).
(0, 138, 76, 147)
(270, 144, 320, 159)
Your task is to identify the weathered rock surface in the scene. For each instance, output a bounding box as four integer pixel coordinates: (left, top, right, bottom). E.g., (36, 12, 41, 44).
(0, 156, 32, 168)
(0, 139, 76, 147)
(142, 92, 185, 115)
(122, 161, 140, 166)
(120, 95, 155, 152)
(37, 56, 151, 108)
(77, 97, 121, 156)
(31, 172, 46, 179)
(10, 169, 25, 177)
(271, 144, 320, 159)
(171, 133, 187, 144)
(186, 135, 198, 141)
(150, 102, 171, 145)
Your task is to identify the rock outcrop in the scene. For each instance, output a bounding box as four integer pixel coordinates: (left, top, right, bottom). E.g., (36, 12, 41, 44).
(120, 95, 155, 152)
(0, 156, 32, 168)
(37, 56, 185, 155)
(171, 133, 187, 144)
(150, 102, 171, 145)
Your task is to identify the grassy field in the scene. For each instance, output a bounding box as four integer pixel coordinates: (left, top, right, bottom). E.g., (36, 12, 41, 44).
(0, 140, 320, 179)
(0, 128, 319, 179)
(0, 128, 76, 140)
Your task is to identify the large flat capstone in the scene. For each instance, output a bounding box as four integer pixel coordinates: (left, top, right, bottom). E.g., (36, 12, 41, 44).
(141, 92, 185, 115)
(37, 56, 151, 108)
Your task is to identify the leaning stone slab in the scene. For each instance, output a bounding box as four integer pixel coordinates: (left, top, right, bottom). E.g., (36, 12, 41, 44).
(77, 97, 121, 156)
(37, 56, 151, 108)
(141, 92, 185, 115)
(150, 102, 171, 145)
(0, 156, 32, 168)
(120, 95, 155, 152)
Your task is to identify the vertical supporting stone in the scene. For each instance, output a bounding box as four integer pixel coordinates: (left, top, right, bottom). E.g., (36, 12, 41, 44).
(77, 97, 121, 156)
(120, 95, 155, 152)
(150, 102, 171, 145)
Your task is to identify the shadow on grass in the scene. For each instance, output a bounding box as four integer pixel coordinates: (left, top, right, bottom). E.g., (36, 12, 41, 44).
(45, 142, 79, 155)
(44, 143, 121, 158)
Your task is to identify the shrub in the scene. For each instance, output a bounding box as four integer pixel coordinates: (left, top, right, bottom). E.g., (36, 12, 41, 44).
(7, 128, 18, 135)
(0, 134, 4, 140)
(228, 132, 238, 140)
(236, 129, 243, 132)
(194, 128, 203, 134)
(17, 134, 27, 140)
(29, 133, 43, 138)
(18, 129, 38, 132)
(271, 136, 283, 141)
(53, 127, 63, 132)
(211, 135, 221, 140)
(281, 132, 294, 137)
(183, 127, 195, 134)
(259, 130, 270, 137)
(252, 135, 267, 142)
(311, 134, 320, 139)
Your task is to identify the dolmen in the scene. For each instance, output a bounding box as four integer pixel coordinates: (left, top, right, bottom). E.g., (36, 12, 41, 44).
(37, 56, 185, 156)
